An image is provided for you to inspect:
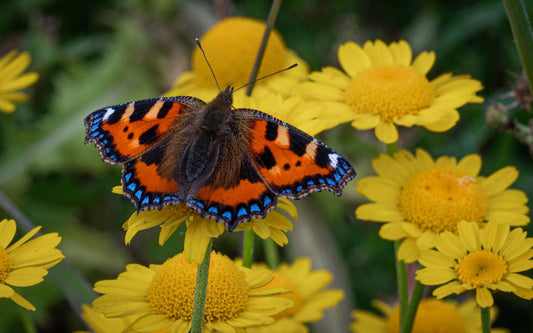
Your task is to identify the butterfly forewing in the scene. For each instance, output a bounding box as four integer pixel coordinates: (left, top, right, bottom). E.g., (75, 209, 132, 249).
(242, 109, 356, 198)
(84, 96, 205, 164)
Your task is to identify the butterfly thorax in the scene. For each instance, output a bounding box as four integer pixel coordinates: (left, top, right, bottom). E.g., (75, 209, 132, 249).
(160, 86, 251, 198)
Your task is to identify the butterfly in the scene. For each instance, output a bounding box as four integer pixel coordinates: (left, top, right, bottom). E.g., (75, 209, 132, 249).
(84, 86, 356, 231)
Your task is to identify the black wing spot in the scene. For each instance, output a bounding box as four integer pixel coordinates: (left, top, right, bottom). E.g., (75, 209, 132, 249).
(107, 105, 127, 124)
(288, 127, 312, 157)
(127, 133, 134, 140)
(123, 126, 129, 132)
(295, 161, 301, 167)
(157, 101, 174, 119)
(141, 145, 165, 166)
(265, 122, 278, 141)
(315, 144, 331, 168)
(257, 146, 276, 170)
(139, 125, 159, 145)
(129, 100, 152, 122)
(283, 163, 290, 170)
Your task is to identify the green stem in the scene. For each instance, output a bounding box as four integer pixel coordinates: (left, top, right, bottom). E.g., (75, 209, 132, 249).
(190, 241, 212, 333)
(480, 306, 491, 333)
(503, 0, 533, 97)
(263, 238, 280, 268)
(245, 0, 283, 96)
(20, 310, 36, 333)
(242, 229, 255, 268)
(395, 241, 408, 329)
(401, 280, 424, 333)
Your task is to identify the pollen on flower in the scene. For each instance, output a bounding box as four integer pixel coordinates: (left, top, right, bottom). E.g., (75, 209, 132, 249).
(399, 167, 487, 233)
(146, 252, 248, 322)
(385, 299, 468, 333)
(0, 247, 13, 283)
(192, 17, 287, 89)
(455, 251, 508, 287)
(344, 65, 436, 121)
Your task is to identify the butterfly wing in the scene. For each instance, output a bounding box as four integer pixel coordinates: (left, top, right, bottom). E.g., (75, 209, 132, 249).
(121, 139, 184, 210)
(242, 109, 356, 198)
(186, 158, 278, 231)
(84, 96, 206, 164)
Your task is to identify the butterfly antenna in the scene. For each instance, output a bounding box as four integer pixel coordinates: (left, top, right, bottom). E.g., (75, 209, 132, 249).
(195, 38, 222, 92)
(234, 63, 298, 93)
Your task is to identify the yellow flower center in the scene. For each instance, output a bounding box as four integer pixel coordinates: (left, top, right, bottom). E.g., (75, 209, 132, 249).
(261, 272, 302, 318)
(385, 299, 467, 333)
(0, 246, 12, 283)
(344, 65, 436, 121)
(455, 250, 508, 287)
(146, 252, 249, 322)
(192, 17, 287, 88)
(399, 166, 487, 233)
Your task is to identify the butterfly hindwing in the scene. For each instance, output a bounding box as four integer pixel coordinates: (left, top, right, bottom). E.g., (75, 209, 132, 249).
(186, 158, 278, 231)
(122, 142, 182, 211)
(84, 96, 205, 164)
(242, 109, 356, 198)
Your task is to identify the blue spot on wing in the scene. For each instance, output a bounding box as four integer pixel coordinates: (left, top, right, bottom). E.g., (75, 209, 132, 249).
(124, 173, 132, 182)
(134, 189, 143, 200)
(127, 182, 136, 191)
(250, 203, 261, 213)
(141, 196, 150, 205)
(237, 207, 248, 218)
(222, 211, 232, 220)
(208, 206, 219, 214)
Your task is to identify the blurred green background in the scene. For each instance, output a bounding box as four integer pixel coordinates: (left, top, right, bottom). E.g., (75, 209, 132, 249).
(1, 0, 532, 331)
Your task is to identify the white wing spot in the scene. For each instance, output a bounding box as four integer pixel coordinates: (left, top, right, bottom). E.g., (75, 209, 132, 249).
(102, 107, 115, 121)
(329, 153, 339, 168)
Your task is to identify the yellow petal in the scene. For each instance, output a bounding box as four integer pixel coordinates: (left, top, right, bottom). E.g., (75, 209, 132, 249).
(351, 113, 381, 129)
(355, 177, 400, 204)
(476, 287, 494, 308)
(374, 121, 399, 144)
(356, 203, 403, 222)
(397, 238, 420, 263)
(379, 223, 408, 240)
(0, 219, 16, 248)
(308, 66, 351, 89)
(10, 292, 36, 311)
(412, 51, 435, 75)
(364, 39, 393, 66)
(457, 154, 482, 176)
(389, 40, 412, 66)
(480, 166, 518, 196)
(457, 221, 480, 253)
(338, 41, 372, 78)
(4, 267, 48, 286)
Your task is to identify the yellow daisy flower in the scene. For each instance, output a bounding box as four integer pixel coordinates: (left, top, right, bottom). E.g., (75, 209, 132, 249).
(0, 50, 39, 113)
(355, 148, 529, 263)
(0, 219, 64, 311)
(92, 251, 294, 333)
(166, 17, 308, 102)
(245, 257, 344, 333)
(350, 298, 507, 333)
(300, 40, 483, 143)
(416, 221, 533, 308)
(117, 188, 296, 265)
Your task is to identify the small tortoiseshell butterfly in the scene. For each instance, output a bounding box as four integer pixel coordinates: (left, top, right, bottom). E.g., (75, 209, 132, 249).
(84, 85, 356, 231)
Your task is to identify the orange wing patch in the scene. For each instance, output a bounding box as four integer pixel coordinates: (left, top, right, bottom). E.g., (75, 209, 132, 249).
(187, 178, 277, 231)
(121, 146, 181, 211)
